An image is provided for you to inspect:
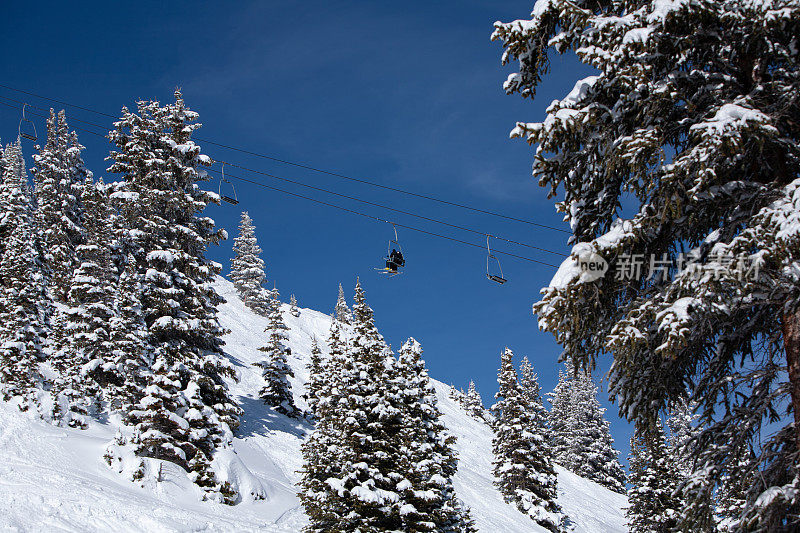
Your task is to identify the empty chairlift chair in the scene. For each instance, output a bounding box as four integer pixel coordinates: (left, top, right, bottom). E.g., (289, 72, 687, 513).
(486, 235, 507, 284)
(18, 103, 37, 142)
(218, 163, 239, 205)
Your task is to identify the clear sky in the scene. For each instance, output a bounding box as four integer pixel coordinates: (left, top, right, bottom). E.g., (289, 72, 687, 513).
(0, 1, 632, 462)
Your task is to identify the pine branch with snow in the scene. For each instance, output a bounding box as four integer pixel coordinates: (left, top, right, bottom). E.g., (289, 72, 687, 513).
(494, 1, 800, 525)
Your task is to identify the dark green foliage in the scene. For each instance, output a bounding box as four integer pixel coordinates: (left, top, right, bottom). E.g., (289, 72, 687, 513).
(494, 1, 800, 526)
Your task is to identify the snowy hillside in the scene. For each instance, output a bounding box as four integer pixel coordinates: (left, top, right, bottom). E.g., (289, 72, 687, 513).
(0, 277, 627, 532)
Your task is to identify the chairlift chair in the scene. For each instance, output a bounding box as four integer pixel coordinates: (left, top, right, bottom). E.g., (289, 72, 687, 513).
(218, 163, 239, 205)
(376, 224, 405, 277)
(18, 103, 37, 142)
(486, 235, 507, 284)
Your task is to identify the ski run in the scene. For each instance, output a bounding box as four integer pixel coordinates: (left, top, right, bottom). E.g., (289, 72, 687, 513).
(0, 276, 627, 532)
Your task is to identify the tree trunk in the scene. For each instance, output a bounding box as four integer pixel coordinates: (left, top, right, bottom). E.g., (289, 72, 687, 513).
(782, 307, 800, 451)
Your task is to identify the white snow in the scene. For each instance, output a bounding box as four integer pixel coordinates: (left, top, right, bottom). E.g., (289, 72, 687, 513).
(690, 103, 776, 135)
(0, 276, 628, 532)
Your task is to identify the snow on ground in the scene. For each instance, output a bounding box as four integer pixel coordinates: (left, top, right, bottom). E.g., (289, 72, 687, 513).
(0, 276, 627, 532)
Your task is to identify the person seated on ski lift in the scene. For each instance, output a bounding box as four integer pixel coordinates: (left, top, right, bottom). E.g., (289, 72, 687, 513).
(386, 248, 405, 272)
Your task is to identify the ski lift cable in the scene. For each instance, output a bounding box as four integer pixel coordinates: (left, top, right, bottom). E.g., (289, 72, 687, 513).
(0, 83, 571, 233)
(0, 96, 565, 257)
(0, 100, 563, 268)
(210, 162, 564, 257)
(210, 167, 562, 268)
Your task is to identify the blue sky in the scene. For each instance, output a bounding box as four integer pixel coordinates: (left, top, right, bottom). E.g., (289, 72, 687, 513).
(0, 1, 632, 461)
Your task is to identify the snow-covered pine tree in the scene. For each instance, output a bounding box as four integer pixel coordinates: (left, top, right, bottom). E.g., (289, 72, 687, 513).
(666, 399, 714, 532)
(0, 142, 49, 408)
(301, 279, 408, 531)
(394, 338, 475, 532)
(716, 447, 757, 532)
(0, 140, 31, 263)
(463, 380, 486, 422)
(494, 1, 800, 526)
(289, 294, 300, 317)
(546, 360, 625, 492)
(518, 357, 553, 461)
(492, 347, 563, 531)
(106, 253, 149, 413)
(304, 337, 324, 417)
(299, 317, 350, 531)
(107, 91, 241, 502)
(230, 211, 271, 316)
(254, 286, 298, 417)
(626, 420, 682, 533)
(32, 110, 89, 302)
(568, 369, 626, 494)
(333, 282, 352, 324)
(49, 177, 117, 427)
(546, 360, 575, 465)
(518, 356, 540, 409)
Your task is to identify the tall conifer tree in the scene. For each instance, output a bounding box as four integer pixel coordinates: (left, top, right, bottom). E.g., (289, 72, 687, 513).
(394, 338, 475, 532)
(254, 287, 298, 417)
(32, 110, 89, 301)
(230, 211, 271, 316)
(0, 142, 49, 407)
(627, 420, 681, 533)
(50, 177, 117, 427)
(492, 347, 563, 531)
(107, 91, 241, 502)
(334, 283, 352, 324)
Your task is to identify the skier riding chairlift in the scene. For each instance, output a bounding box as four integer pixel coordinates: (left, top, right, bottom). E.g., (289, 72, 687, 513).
(386, 248, 405, 273)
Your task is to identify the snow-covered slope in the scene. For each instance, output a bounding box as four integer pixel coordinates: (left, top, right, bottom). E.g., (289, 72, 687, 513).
(0, 277, 627, 532)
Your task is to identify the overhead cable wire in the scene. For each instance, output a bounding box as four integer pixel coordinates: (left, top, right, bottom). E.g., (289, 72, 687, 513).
(0, 96, 565, 257)
(0, 99, 562, 268)
(0, 83, 571, 233)
(211, 162, 563, 256)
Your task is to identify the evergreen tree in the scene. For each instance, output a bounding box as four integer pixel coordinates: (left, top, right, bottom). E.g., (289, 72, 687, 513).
(106, 253, 149, 413)
(495, 1, 800, 525)
(0, 145, 49, 407)
(300, 279, 407, 531)
(334, 282, 352, 324)
(32, 110, 89, 302)
(230, 211, 271, 316)
(666, 400, 715, 532)
(518, 358, 552, 464)
(518, 356, 540, 410)
(107, 91, 241, 502)
(49, 177, 117, 427)
(254, 287, 298, 416)
(716, 448, 756, 532)
(463, 380, 486, 422)
(547, 360, 625, 492)
(492, 347, 563, 531)
(289, 294, 300, 317)
(0, 140, 30, 262)
(299, 317, 350, 531)
(626, 421, 681, 533)
(394, 338, 475, 532)
(305, 337, 324, 417)
(547, 361, 576, 465)
(569, 369, 626, 493)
